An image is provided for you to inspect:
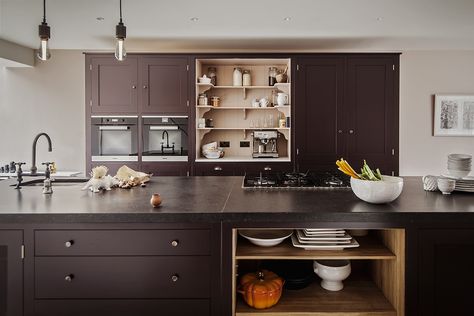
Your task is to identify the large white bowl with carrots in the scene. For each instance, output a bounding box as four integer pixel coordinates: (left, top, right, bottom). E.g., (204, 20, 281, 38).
(337, 159, 403, 204)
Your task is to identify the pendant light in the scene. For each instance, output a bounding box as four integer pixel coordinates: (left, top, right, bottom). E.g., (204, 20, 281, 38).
(37, 0, 51, 61)
(115, 0, 127, 61)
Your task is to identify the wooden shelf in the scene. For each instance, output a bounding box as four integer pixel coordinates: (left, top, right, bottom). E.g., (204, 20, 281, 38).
(235, 235, 396, 260)
(195, 157, 291, 163)
(235, 275, 396, 316)
(197, 127, 290, 131)
(197, 83, 285, 89)
(197, 106, 290, 110)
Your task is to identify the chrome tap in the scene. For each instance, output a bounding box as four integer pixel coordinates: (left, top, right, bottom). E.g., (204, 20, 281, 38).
(30, 133, 53, 176)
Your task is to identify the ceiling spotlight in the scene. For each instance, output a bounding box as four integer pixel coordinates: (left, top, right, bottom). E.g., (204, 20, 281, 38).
(96, 17, 105, 21)
(37, 0, 51, 61)
(190, 17, 199, 22)
(376, 17, 383, 21)
(283, 17, 291, 21)
(115, 0, 127, 61)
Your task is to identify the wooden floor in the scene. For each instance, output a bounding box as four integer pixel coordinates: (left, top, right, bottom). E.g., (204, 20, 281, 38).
(235, 275, 396, 316)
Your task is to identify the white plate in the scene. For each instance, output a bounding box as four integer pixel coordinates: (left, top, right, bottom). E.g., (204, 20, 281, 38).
(303, 229, 346, 235)
(296, 230, 352, 242)
(291, 235, 360, 250)
(304, 228, 344, 231)
(455, 188, 474, 192)
(441, 174, 473, 180)
(239, 230, 293, 247)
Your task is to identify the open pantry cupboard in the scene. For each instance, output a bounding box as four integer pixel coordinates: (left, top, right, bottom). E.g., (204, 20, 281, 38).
(195, 58, 292, 162)
(231, 228, 405, 316)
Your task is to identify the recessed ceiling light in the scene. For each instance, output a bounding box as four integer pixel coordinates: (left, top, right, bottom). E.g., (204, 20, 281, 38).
(376, 17, 383, 21)
(283, 17, 291, 21)
(96, 17, 105, 21)
(190, 17, 199, 22)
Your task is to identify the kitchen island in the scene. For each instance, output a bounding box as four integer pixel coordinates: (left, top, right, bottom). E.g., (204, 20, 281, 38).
(0, 176, 473, 316)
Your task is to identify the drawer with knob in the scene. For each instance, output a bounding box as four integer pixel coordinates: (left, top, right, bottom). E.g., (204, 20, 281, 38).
(33, 299, 210, 316)
(34, 256, 211, 299)
(34, 229, 210, 256)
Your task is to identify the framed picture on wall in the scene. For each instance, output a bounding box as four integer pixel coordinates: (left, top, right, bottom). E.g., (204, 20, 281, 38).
(434, 94, 474, 136)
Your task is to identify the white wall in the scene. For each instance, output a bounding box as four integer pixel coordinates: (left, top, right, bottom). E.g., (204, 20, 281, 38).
(400, 51, 474, 175)
(0, 50, 85, 173)
(1, 50, 474, 176)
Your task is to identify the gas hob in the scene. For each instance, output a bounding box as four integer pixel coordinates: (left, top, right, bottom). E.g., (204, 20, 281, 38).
(242, 172, 351, 190)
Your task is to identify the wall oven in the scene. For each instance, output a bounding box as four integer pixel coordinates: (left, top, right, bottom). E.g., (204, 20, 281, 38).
(91, 116, 138, 162)
(142, 116, 188, 161)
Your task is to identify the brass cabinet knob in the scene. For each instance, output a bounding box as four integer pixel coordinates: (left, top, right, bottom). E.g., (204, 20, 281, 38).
(65, 240, 74, 248)
(264, 166, 272, 171)
(171, 240, 179, 247)
(214, 166, 222, 171)
(64, 274, 74, 282)
(338, 130, 343, 134)
(143, 85, 148, 89)
(171, 274, 179, 282)
(132, 85, 137, 89)
(349, 129, 354, 134)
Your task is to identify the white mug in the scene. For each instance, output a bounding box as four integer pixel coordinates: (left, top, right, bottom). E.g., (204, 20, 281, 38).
(251, 99, 260, 107)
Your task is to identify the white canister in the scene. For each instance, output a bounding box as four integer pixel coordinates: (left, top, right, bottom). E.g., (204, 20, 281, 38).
(242, 70, 251, 86)
(233, 68, 243, 86)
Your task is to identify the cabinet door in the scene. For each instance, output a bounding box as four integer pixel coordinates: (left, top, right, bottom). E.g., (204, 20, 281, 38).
(141, 162, 189, 176)
(295, 57, 345, 171)
(418, 229, 474, 316)
(345, 57, 398, 174)
(139, 57, 189, 114)
(0, 230, 23, 316)
(90, 56, 138, 113)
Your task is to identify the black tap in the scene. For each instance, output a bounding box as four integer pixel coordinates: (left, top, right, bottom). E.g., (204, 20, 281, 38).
(31, 133, 53, 176)
(15, 162, 26, 190)
(161, 130, 175, 154)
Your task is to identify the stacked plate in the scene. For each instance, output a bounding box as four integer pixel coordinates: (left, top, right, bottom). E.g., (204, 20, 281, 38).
(447, 154, 472, 179)
(291, 229, 360, 250)
(453, 176, 474, 192)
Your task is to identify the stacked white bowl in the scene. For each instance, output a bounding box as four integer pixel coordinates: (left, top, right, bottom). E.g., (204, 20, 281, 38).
(447, 154, 472, 179)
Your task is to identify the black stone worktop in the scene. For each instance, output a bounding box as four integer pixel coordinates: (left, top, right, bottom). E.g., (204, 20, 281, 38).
(0, 176, 473, 224)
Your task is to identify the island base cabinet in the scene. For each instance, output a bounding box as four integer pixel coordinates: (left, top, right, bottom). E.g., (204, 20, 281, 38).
(0, 230, 23, 316)
(33, 299, 210, 316)
(418, 229, 474, 316)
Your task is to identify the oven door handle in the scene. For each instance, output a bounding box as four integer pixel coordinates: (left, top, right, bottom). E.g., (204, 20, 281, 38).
(99, 126, 130, 131)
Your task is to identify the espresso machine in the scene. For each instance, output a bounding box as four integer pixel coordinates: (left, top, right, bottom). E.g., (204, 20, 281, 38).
(252, 130, 279, 158)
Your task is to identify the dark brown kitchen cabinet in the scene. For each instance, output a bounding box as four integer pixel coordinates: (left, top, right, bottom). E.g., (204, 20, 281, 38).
(141, 162, 190, 176)
(295, 54, 399, 174)
(417, 229, 474, 316)
(295, 57, 345, 172)
(89, 56, 138, 114)
(139, 57, 189, 114)
(0, 230, 23, 316)
(194, 163, 235, 176)
(345, 57, 398, 174)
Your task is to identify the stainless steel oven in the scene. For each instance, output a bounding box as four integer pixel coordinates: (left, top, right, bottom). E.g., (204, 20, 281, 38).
(91, 116, 138, 162)
(142, 116, 188, 161)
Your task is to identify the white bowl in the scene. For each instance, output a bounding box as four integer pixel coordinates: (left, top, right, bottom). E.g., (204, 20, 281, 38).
(447, 169, 470, 179)
(350, 176, 403, 204)
(314, 260, 351, 291)
(448, 154, 472, 161)
(239, 229, 293, 247)
(198, 77, 212, 84)
(437, 178, 456, 194)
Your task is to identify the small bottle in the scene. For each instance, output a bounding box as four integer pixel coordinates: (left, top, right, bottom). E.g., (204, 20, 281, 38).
(242, 70, 251, 86)
(279, 113, 286, 128)
(198, 93, 208, 106)
(268, 67, 277, 86)
(233, 68, 243, 86)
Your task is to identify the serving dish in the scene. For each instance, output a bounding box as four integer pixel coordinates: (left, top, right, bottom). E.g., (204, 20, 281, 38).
(239, 229, 293, 247)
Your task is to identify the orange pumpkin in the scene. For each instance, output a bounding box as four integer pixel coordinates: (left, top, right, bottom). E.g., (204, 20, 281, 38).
(238, 270, 284, 309)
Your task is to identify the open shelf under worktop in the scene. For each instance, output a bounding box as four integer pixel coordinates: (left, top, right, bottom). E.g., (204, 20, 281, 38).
(235, 275, 396, 316)
(236, 235, 396, 261)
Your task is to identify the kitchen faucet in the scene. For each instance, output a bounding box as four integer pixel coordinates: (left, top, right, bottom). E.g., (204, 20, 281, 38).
(161, 130, 175, 154)
(31, 133, 53, 176)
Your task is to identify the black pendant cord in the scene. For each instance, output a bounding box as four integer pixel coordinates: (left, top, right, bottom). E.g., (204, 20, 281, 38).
(42, 0, 46, 23)
(119, 0, 123, 23)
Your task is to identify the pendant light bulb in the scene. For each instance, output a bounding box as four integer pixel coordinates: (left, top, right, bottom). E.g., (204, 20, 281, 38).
(37, 0, 51, 61)
(115, 37, 126, 61)
(115, 0, 127, 61)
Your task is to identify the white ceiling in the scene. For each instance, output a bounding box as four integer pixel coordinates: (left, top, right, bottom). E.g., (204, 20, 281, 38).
(1, 0, 474, 52)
